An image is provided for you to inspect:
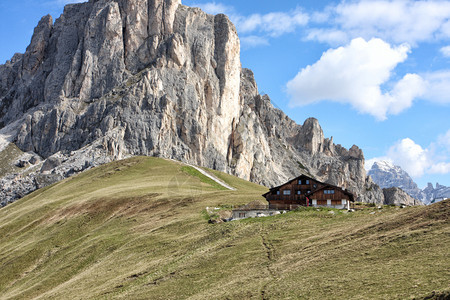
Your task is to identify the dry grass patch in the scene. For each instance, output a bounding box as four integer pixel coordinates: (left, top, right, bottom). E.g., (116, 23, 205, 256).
(0, 157, 448, 299)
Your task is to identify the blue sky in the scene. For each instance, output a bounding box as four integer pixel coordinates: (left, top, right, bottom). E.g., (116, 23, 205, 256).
(1, 0, 449, 188)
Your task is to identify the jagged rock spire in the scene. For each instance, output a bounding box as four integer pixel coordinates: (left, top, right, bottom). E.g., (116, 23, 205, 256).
(1, 0, 380, 206)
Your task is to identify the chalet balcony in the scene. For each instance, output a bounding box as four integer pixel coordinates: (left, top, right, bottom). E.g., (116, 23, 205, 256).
(232, 204, 269, 211)
(269, 203, 304, 210)
(264, 195, 308, 202)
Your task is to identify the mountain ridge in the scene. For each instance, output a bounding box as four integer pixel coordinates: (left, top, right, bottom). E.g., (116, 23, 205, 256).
(1, 0, 384, 205)
(368, 160, 449, 204)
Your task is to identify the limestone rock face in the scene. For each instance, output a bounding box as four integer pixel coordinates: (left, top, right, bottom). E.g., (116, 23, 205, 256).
(23, 15, 53, 76)
(383, 187, 424, 206)
(67, 1, 126, 101)
(294, 118, 324, 155)
(360, 175, 385, 205)
(0, 0, 383, 205)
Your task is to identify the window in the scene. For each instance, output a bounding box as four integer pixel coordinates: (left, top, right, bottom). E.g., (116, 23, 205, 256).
(324, 190, 335, 194)
(306, 180, 310, 184)
(283, 190, 291, 195)
(327, 200, 332, 205)
(239, 213, 246, 218)
(276, 191, 280, 195)
(342, 199, 347, 205)
(298, 180, 302, 184)
(312, 199, 317, 206)
(297, 190, 301, 195)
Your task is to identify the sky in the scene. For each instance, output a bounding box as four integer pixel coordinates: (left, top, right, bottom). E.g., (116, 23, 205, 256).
(0, 0, 449, 189)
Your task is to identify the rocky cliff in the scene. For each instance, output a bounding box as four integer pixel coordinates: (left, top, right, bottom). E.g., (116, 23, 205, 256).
(1, 0, 382, 206)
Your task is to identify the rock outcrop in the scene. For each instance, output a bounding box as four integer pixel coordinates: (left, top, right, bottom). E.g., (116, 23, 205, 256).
(383, 187, 424, 206)
(1, 0, 382, 206)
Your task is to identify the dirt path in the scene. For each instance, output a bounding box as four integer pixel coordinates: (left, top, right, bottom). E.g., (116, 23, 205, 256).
(186, 164, 236, 191)
(259, 224, 277, 299)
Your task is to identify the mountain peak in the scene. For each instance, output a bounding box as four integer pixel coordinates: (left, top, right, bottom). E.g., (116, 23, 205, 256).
(1, 0, 379, 206)
(368, 160, 420, 197)
(369, 161, 449, 204)
(372, 160, 398, 172)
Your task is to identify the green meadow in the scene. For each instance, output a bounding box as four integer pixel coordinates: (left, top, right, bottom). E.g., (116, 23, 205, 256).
(0, 157, 448, 299)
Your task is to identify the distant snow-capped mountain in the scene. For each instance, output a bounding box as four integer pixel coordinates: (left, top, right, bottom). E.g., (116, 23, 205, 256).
(368, 161, 422, 198)
(368, 161, 449, 204)
(422, 182, 450, 204)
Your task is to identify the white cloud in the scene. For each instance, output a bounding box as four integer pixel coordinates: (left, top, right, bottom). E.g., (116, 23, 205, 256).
(311, 10, 331, 23)
(240, 35, 270, 48)
(440, 46, 450, 57)
(429, 162, 450, 174)
(233, 9, 309, 37)
(440, 20, 450, 38)
(192, 1, 450, 48)
(438, 129, 450, 149)
(310, 0, 450, 45)
(305, 29, 348, 45)
(190, 2, 309, 37)
(386, 138, 430, 177)
(189, 2, 308, 47)
(191, 2, 233, 15)
(367, 136, 450, 178)
(422, 71, 450, 104)
(286, 38, 426, 120)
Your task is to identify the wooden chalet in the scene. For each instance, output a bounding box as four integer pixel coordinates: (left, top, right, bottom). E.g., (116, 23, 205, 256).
(263, 174, 354, 210)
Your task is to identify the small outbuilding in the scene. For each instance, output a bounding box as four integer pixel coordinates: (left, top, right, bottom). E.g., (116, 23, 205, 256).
(263, 174, 354, 210)
(231, 206, 280, 220)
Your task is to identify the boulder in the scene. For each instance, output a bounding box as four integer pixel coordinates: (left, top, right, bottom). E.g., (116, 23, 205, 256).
(383, 187, 424, 206)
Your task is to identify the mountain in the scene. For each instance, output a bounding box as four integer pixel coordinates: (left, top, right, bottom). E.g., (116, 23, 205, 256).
(368, 161, 422, 198)
(368, 160, 449, 204)
(0, 157, 448, 299)
(0, 0, 385, 206)
(423, 182, 450, 204)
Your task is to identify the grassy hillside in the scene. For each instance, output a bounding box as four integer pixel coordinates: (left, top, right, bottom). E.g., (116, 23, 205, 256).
(0, 157, 448, 299)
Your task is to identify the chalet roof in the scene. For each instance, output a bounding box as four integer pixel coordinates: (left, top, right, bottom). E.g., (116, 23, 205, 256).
(265, 174, 317, 192)
(262, 174, 355, 201)
(309, 184, 355, 202)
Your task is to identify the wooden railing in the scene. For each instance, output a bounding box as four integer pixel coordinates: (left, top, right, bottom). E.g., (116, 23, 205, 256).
(269, 204, 303, 210)
(233, 204, 304, 211)
(233, 205, 269, 211)
(265, 195, 304, 202)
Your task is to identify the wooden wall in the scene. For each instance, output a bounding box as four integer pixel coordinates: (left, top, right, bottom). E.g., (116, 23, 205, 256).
(265, 177, 326, 202)
(265, 175, 352, 209)
(310, 189, 350, 201)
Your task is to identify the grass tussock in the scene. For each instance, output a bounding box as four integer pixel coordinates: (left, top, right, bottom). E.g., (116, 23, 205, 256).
(0, 157, 448, 299)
